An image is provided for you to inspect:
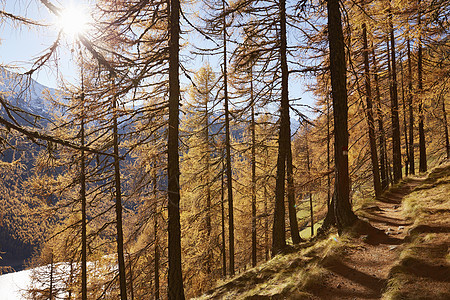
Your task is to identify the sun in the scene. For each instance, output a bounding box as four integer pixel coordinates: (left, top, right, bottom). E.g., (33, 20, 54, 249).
(58, 4, 89, 37)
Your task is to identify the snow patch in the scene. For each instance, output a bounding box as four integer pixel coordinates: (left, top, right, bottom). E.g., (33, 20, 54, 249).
(0, 269, 32, 300)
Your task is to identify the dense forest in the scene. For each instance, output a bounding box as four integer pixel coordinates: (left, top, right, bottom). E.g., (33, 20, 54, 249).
(0, 0, 449, 299)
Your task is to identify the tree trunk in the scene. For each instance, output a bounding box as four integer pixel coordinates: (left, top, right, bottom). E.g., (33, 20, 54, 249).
(372, 45, 389, 190)
(327, 0, 357, 232)
(204, 77, 212, 275)
(222, 0, 235, 275)
(112, 79, 128, 300)
(362, 23, 382, 198)
(80, 96, 87, 300)
(168, 0, 185, 297)
(418, 0, 427, 172)
(305, 129, 314, 236)
(327, 96, 331, 207)
(388, 8, 403, 182)
(272, 0, 289, 255)
(220, 159, 226, 276)
(264, 183, 269, 260)
(287, 139, 301, 244)
(50, 252, 54, 300)
(400, 56, 410, 176)
(128, 254, 134, 300)
(153, 168, 160, 300)
(251, 79, 257, 266)
(407, 38, 415, 174)
(443, 95, 450, 159)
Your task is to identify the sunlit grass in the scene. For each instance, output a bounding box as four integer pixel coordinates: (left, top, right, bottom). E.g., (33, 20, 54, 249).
(382, 163, 450, 300)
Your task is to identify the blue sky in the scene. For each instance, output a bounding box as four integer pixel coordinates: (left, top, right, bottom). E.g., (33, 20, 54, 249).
(0, 0, 316, 123)
(1, 0, 80, 88)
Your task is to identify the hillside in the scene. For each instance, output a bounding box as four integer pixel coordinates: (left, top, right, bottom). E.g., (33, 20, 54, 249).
(193, 162, 450, 300)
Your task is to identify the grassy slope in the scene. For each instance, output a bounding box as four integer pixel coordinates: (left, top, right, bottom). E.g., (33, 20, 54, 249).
(382, 164, 450, 300)
(193, 162, 450, 300)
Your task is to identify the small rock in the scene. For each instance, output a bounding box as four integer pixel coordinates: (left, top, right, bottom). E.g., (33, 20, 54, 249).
(337, 283, 342, 289)
(399, 226, 405, 230)
(393, 205, 400, 209)
(389, 245, 397, 250)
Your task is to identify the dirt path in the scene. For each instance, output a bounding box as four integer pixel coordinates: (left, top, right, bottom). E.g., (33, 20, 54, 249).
(310, 179, 424, 300)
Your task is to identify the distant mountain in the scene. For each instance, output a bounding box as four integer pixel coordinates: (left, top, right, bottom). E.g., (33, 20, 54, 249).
(0, 68, 59, 273)
(0, 67, 59, 119)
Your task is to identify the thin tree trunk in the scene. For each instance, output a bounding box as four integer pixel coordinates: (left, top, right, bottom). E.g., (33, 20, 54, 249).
(112, 79, 127, 300)
(418, 0, 427, 172)
(264, 183, 269, 261)
(372, 44, 389, 190)
(272, 0, 289, 255)
(388, 8, 403, 182)
(128, 254, 134, 300)
(400, 56, 410, 176)
(204, 76, 212, 275)
(327, 96, 331, 208)
(287, 140, 301, 244)
(362, 23, 382, 197)
(305, 128, 314, 236)
(167, 0, 185, 296)
(407, 38, 415, 174)
(220, 158, 226, 276)
(251, 77, 257, 267)
(443, 94, 450, 159)
(80, 94, 87, 300)
(222, 0, 235, 275)
(153, 167, 159, 300)
(50, 252, 54, 300)
(68, 256, 74, 299)
(327, 0, 358, 232)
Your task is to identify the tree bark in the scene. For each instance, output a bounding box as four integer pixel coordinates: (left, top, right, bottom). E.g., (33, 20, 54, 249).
(407, 38, 415, 174)
(204, 74, 212, 275)
(388, 7, 403, 182)
(305, 128, 314, 236)
(327, 96, 331, 207)
(153, 167, 159, 300)
(287, 139, 301, 244)
(50, 253, 54, 300)
(400, 56, 410, 176)
(223, 0, 235, 275)
(272, 0, 289, 255)
(251, 78, 257, 266)
(168, 0, 185, 297)
(443, 95, 450, 159)
(362, 23, 382, 198)
(418, 0, 427, 172)
(112, 80, 128, 300)
(80, 95, 87, 300)
(372, 45, 389, 189)
(220, 159, 226, 276)
(327, 0, 357, 232)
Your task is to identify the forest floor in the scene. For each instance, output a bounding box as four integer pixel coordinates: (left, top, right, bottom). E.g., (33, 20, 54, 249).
(194, 162, 450, 300)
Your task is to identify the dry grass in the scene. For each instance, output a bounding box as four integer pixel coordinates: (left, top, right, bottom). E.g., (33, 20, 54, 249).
(192, 232, 352, 300)
(382, 163, 450, 300)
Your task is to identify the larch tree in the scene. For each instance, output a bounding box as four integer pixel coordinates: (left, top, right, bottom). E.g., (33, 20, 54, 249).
(388, 1, 403, 183)
(361, 15, 382, 198)
(167, 0, 185, 297)
(417, 0, 427, 172)
(326, 0, 358, 231)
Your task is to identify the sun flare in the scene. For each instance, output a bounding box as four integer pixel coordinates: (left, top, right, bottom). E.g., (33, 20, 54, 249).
(58, 5, 89, 37)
